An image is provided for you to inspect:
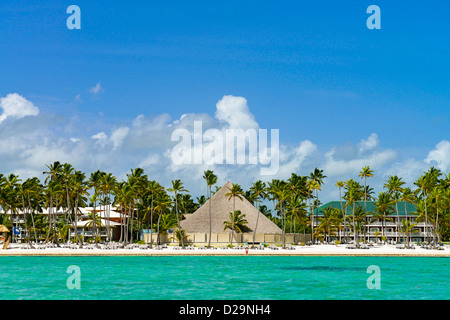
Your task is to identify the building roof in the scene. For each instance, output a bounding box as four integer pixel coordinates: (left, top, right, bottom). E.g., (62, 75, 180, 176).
(315, 201, 418, 216)
(1, 205, 122, 219)
(180, 182, 282, 234)
(75, 219, 121, 228)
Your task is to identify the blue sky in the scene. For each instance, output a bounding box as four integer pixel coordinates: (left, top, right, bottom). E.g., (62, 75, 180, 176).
(0, 1, 449, 200)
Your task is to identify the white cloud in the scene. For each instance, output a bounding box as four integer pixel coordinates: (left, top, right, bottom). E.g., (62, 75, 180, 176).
(91, 132, 108, 140)
(89, 82, 104, 95)
(215, 95, 258, 130)
(425, 140, 450, 171)
(358, 133, 379, 153)
(0, 94, 446, 204)
(0, 93, 39, 123)
(324, 133, 397, 177)
(276, 140, 318, 177)
(110, 126, 130, 150)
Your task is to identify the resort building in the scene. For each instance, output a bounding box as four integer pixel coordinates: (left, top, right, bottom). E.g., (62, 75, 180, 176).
(314, 201, 433, 244)
(145, 182, 310, 245)
(3, 206, 122, 242)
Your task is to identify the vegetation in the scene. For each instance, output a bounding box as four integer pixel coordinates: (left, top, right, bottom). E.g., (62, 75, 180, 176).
(0, 162, 448, 247)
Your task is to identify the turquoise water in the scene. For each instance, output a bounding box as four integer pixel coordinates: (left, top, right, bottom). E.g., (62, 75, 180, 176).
(0, 256, 448, 300)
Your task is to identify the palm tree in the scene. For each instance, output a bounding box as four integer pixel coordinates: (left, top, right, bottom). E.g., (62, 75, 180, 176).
(373, 192, 395, 244)
(21, 177, 43, 244)
(196, 195, 207, 206)
(89, 170, 105, 246)
(126, 168, 147, 243)
(249, 180, 267, 246)
(224, 210, 249, 235)
(318, 206, 341, 243)
(400, 220, 419, 249)
(168, 179, 188, 248)
(309, 168, 326, 243)
(307, 179, 321, 244)
(267, 179, 289, 247)
(61, 163, 75, 237)
(225, 183, 244, 245)
(153, 191, 172, 245)
(430, 186, 444, 248)
(351, 206, 367, 246)
(85, 212, 103, 242)
(144, 180, 163, 248)
(43, 161, 63, 244)
(100, 173, 117, 242)
(399, 187, 416, 246)
(343, 179, 363, 248)
(202, 170, 217, 248)
(359, 166, 374, 244)
(335, 181, 346, 242)
(384, 175, 405, 243)
(414, 174, 434, 245)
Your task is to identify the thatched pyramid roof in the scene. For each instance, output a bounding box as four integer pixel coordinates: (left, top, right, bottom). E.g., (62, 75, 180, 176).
(181, 182, 281, 234)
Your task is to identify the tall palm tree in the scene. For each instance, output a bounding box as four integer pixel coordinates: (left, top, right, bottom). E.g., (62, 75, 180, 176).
(307, 179, 321, 244)
(399, 187, 415, 247)
(153, 191, 172, 245)
(43, 161, 63, 244)
(126, 168, 147, 243)
(309, 168, 326, 243)
(430, 186, 444, 248)
(373, 191, 395, 243)
(4, 174, 21, 243)
(145, 180, 163, 248)
(414, 174, 434, 245)
(225, 183, 244, 245)
(359, 166, 374, 244)
(317, 206, 341, 243)
(72, 171, 89, 244)
(100, 173, 117, 242)
(384, 175, 405, 243)
(343, 179, 363, 247)
(335, 181, 346, 242)
(21, 177, 43, 244)
(249, 180, 267, 246)
(202, 170, 218, 248)
(168, 179, 188, 248)
(89, 170, 105, 246)
(400, 220, 419, 249)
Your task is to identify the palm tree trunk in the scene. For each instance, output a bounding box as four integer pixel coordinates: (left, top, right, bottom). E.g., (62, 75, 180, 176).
(424, 193, 429, 245)
(174, 193, 184, 248)
(156, 211, 162, 245)
(394, 197, 400, 244)
(282, 201, 286, 248)
(404, 201, 408, 248)
(231, 197, 236, 246)
(435, 207, 439, 249)
(208, 186, 212, 248)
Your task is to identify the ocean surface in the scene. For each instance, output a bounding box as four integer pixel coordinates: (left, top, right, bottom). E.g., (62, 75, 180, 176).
(0, 256, 448, 300)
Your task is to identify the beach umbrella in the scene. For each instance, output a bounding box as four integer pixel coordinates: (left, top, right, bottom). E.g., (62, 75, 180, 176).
(0, 225, 10, 233)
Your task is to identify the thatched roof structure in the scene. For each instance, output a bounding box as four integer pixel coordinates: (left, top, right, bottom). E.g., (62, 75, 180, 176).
(0, 225, 10, 233)
(181, 182, 281, 234)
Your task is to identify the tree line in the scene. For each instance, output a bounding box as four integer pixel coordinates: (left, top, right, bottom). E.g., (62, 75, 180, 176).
(0, 162, 448, 249)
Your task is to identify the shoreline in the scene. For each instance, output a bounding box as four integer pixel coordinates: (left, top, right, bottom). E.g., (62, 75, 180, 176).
(1, 244, 449, 257)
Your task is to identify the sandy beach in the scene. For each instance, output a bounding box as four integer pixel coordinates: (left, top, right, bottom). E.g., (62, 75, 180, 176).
(1, 244, 449, 257)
